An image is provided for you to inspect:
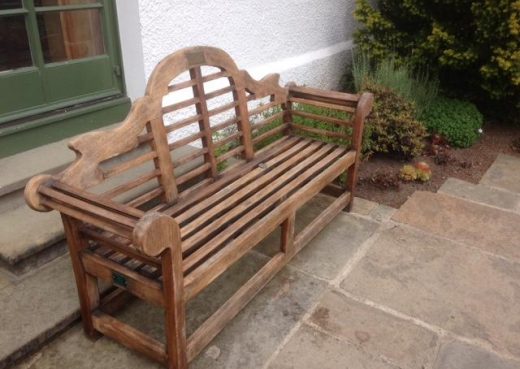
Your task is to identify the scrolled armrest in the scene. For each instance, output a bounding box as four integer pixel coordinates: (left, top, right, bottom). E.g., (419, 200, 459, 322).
(133, 212, 181, 257)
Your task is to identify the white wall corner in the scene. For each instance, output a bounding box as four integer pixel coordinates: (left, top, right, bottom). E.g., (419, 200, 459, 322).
(115, 0, 147, 101)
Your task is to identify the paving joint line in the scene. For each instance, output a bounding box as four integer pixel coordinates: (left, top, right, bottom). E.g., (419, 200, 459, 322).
(335, 288, 520, 364)
(390, 220, 520, 266)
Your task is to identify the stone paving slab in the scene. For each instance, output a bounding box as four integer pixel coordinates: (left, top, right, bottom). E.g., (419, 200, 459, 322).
(392, 191, 520, 261)
(0, 205, 64, 266)
(308, 290, 438, 369)
(439, 177, 520, 213)
(267, 324, 398, 369)
(258, 194, 379, 281)
(0, 255, 80, 368)
(433, 340, 520, 369)
(14, 253, 327, 369)
(480, 154, 520, 194)
(341, 224, 520, 359)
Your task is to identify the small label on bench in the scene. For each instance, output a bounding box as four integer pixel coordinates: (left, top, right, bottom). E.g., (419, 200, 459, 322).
(112, 272, 128, 288)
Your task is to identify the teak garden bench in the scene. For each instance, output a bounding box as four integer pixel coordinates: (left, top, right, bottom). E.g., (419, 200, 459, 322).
(25, 46, 373, 369)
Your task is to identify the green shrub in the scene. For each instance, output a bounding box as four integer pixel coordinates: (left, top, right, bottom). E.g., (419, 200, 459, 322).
(421, 97, 483, 148)
(362, 82, 427, 158)
(354, 0, 520, 119)
(351, 52, 439, 117)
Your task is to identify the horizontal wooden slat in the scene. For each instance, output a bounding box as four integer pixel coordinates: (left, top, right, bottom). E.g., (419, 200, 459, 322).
(161, 136, 300, 217)
(103, 170, 160, 199)
(92, 312, 167, 365)
(183, 149, 356, 300)
(168, 79, 197, 92)
(104, 151, 158, 179)
(201, 70, 229, 82)
(252, 123, 288, 144)
(165, 114, 204, 134)
(181, 143, 333, 262)
(215, 145, 244, 164)
(213, 132, 242, 148)
(126, 187, 163, 208)
(210, 116, 240, 133)
(207, 101, 239, 117)
(168, 131, 205, 150)
(291, 123, 349, 139)
(172, 148, 208, 168)
(41, 198, 133, 239)
(81, 227, 161, 268)
(177, 139, 313, 226)
(290, 110, 351, 127)
(248, 100, 279, 116)
(162, 97, 200, 114)
(289, 85, 359, 103)
(51, 181, 144, 219)
(82, 251, 164, 306)
(176, 163, 212, 185)
(289, 97, 356, 113)
(250, 112, 283, 132)
(40, 187, 139, 226)
(205, 85, 234, 100)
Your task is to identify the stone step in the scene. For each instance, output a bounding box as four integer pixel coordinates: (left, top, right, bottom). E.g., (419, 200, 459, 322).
(480, 154, 520, 194)
(392, 191, 520, 262)
(0, 133, 197, 275)
(0, 255, 80, 369)
(0, 205, 66, 275)
(438, 178, 520, 214)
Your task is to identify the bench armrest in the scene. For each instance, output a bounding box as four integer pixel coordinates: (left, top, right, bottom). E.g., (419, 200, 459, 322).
(287, 85, 373, 153)
(25, 175, 180, 257)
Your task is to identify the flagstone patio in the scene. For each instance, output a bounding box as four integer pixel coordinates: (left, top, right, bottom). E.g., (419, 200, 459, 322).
(8, 154, 520, 369)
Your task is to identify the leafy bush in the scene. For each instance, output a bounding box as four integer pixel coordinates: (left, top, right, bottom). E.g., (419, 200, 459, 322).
(351, 52, 439, 117)
(362, 81, 427, 158)
(354, 0, 520, 118)
(421, 97, 483, 148)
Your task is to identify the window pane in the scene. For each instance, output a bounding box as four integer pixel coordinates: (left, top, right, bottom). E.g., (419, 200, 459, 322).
(0, 0, 23, 10)
(0, 16, 33, 72)
(34, 0, 98, 6)
(37, 9, 105, 63)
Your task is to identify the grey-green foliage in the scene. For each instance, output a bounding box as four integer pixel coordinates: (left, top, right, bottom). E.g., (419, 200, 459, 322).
(351, 51, 439, 117)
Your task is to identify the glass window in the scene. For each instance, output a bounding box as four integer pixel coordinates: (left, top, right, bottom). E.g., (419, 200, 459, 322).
(37, 9, 105, 63)
(0, 1, 23, 10)
(0, 16, 33, 72)
(34, 0, 98, 6)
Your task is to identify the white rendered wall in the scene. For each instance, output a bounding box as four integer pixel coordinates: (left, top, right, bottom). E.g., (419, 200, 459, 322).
(131, 0, 357, 93)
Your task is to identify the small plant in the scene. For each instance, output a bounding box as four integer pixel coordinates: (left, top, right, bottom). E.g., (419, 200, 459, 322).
(351, 52, 439, 117)
(400, 165, 418, 182)
(421, 97, 484, 148)
(400, 162, 431, 182)
(361, 170, 400, 190)
(361, 81, 427, 159)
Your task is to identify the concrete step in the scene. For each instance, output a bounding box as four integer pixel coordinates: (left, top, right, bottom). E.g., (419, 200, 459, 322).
(438, 178, 520, 214)
(392, 191, 520, 262)
(0, 205, 66, 275)
(0, 255, 80, 369)
(480, 154, 520, 194)
(0, 131, 197, 275)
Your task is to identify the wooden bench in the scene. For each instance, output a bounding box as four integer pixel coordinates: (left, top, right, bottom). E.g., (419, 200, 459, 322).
(25, 46, 373, 369)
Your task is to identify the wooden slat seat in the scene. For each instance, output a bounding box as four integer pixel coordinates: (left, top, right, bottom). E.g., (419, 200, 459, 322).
(25, 47, 373, 369)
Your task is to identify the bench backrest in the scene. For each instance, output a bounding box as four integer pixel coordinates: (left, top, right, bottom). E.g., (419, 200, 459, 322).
(57, 47, 288, 205)
(55, 46, 361, 209)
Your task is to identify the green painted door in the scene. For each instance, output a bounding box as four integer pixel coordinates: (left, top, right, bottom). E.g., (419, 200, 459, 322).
(0, 0, 124, 124)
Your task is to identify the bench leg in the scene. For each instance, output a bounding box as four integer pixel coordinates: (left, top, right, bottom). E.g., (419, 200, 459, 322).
(61, 215, 100, 339)
(162, 248, 188, 369)
(345, 160, 359, 212)
(281, 212, 296, 257)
